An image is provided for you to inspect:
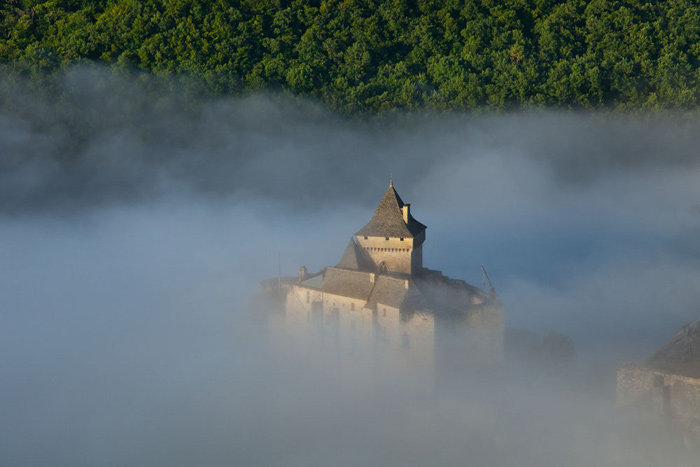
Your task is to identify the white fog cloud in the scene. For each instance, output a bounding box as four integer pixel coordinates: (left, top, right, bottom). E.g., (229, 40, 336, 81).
(2, 67, 700, 466)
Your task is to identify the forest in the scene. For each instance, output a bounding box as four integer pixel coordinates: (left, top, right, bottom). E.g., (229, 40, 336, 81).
(2, 0, 700, 113)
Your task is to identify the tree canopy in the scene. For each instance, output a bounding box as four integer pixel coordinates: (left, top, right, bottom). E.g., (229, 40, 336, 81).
(3, 0, 700, 113)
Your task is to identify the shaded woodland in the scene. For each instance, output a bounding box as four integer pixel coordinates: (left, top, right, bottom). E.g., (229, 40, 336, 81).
(2, 0, 700, 113)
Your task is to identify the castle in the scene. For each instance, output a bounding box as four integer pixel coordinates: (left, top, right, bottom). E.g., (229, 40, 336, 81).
(269, 180, 504, 383)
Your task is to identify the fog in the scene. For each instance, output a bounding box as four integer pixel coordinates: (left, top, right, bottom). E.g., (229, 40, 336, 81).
(2, 67, 700, 466)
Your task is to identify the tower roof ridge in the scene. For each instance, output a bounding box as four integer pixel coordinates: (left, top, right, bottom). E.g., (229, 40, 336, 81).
(336, 237, 367, 270)
(355, 182, 426, 238)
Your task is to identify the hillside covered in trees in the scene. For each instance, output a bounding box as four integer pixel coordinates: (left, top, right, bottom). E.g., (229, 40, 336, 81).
(2, 0, 700, 113)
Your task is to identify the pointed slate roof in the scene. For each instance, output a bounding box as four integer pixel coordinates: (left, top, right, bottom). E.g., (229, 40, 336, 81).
(336, 238, 366, 270)
(365, 276, 430, 311)
(413, 273, 488, 314)
(299, 272, 324, 289)
(314, 267, 491, 317)
(644, 320, 700, 376)
(355, 181, 427, 238)
(322, 268, 375, 301)
(365, 275, 408, 310)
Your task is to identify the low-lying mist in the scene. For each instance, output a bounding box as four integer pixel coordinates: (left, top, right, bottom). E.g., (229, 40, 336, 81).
(2, 67, 700, 466)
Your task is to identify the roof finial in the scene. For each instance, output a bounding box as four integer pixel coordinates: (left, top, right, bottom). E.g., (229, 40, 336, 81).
(389, 174, 393, 187)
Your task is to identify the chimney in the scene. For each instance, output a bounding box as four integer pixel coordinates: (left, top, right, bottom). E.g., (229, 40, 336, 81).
(298, 265, 307, 281)
(404, 279, 409, 289)
(402, 204, 410, 223)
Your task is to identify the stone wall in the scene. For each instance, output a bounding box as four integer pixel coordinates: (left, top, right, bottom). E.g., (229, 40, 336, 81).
(282, 283, 437, 388)
(617, 364, 700, 438)
(280, 278, 502, 387)
(355, 235, 421, 274)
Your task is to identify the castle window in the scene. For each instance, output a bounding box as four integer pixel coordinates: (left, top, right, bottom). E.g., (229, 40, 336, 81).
(385, 237, 389, 240)
(383, 308, 386, 317)
(400, 238, 404, 241)
(306, 291, 310, 303)
(364, 236, 368, 240)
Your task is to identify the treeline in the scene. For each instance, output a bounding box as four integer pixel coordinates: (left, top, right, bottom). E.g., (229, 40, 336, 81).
(2, 0, 700, 113)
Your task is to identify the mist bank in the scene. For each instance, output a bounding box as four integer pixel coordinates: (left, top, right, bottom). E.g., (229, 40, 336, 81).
(1, 199, 696, 467)
(3, 67, 700, 356)
(3, 68, 700, 215)
(2, 68, 700, 466)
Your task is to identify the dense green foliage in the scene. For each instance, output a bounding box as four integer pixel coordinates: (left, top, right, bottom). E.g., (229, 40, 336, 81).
(3, 0, 700, 112)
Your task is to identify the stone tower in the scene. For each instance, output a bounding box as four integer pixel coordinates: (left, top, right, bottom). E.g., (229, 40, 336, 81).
(353, 179, 427, 275)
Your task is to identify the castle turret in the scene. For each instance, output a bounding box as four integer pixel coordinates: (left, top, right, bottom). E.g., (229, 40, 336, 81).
(354, 180, 427, 275)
